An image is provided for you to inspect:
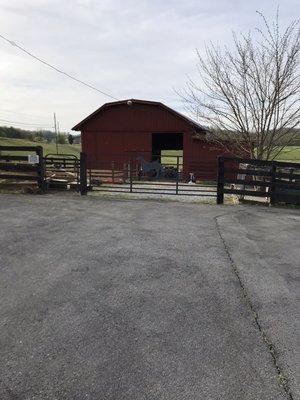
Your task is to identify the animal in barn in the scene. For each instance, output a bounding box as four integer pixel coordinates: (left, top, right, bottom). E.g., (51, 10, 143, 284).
(188, 172, 196, 184)
(136, 156, 163, 178)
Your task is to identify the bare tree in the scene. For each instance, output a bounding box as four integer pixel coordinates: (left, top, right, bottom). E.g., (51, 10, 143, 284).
(181, 11, 300, 160)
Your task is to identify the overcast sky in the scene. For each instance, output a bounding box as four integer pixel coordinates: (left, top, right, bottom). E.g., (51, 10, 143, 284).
(0, 0, 299, 132)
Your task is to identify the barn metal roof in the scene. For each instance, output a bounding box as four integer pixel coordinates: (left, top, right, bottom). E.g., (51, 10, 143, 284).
(72, 99, 206, 132)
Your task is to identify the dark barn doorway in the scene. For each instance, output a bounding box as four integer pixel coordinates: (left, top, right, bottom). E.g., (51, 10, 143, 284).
(152, 133, 183, 157)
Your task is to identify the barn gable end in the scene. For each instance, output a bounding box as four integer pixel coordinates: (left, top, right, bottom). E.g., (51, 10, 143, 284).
(72, 99, 205, 133)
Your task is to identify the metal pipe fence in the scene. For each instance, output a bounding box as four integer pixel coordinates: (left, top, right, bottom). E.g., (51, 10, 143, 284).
(86, 153, 217, 197)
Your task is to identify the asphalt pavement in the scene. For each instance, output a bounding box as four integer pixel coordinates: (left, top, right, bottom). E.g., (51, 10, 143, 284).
(0, 194, 299, 399)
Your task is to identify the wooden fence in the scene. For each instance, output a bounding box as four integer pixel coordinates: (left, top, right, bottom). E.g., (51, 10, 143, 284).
(217, 157, 300, 205)
(0, 145, 45, 190)
(2, 147, 298, 203)
(0, 147, 88, 195)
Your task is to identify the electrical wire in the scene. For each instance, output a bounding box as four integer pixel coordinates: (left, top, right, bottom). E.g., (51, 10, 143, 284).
(0, 118, 52, 128)
(0, 107, 51, 120)
(0, 33, 119, 101)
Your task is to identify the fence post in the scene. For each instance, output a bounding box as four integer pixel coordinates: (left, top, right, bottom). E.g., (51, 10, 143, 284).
(36, 146, 46, 191)
(112, 161, 115, 183)
(269, 162, 277, 205)
(80, 152, 88, 195)
(217, 156, 225, 204)
(175, 156, 179, 195)
(129, 158, 133, 193)
(89, 168, 92, 187)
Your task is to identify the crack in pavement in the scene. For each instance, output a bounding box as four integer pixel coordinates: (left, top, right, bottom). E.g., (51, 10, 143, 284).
(214, 213, 294, 400)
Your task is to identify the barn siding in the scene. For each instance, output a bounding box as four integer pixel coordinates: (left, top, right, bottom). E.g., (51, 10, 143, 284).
(81, 103, 192, 132)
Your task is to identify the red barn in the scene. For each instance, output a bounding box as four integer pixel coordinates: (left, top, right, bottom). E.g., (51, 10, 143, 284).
(72, 99, 229, 181)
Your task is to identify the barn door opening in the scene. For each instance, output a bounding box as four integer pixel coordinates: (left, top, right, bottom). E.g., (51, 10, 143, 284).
(151, 132, 183, 177)
(152, 132, 183, 159)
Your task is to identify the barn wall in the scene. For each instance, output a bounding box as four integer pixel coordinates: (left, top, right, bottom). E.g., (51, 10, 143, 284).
(187, 139, 232, 180)
(86, 131, 152, 169)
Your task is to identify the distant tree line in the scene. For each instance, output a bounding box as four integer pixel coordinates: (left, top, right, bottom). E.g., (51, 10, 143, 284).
(0, 126, 78, 145)
(205, 128, 300, 146)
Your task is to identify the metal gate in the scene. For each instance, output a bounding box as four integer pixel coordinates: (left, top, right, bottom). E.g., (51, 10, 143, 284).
(86, 153, 217, 198)
(44, 154, 80, 191)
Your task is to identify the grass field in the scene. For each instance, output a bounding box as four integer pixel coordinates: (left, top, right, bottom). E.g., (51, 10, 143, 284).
(273, 146, 300, 162)
(0, 137, 81, 156)
(161, 150, 183, 166)
(0, 137, 299, 162)
(162, 148, 300, 163)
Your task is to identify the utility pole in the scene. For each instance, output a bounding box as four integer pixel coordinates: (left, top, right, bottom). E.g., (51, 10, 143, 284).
(54, 113, 58, 154)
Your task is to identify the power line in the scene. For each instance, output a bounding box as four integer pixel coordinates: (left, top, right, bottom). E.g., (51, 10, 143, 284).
(0, 118, 53, 128)
(0, 33, 119, 101)
(0, 107, 51, 120)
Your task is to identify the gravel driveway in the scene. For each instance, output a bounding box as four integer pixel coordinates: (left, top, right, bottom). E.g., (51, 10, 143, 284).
(0, 194, 299, 399)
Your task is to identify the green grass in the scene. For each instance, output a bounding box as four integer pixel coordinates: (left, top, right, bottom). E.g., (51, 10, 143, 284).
(275, 146, 300, 162)
(0, 137, 299, 162)
(0, 136, 81, 156)
(163, 147, 300, 163)
(161, 150, 183, 166)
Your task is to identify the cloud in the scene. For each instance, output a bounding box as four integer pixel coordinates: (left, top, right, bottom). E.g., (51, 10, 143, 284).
(0, 0, 299, 130)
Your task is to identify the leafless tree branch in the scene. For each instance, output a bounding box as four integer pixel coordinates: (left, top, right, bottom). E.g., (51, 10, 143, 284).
(179, 11, 300, 160)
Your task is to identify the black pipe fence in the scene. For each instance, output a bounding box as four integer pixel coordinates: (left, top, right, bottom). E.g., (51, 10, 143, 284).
(44, 153, 81, 192)
(86, 153, 217, 197)
(6, 147, 298, 204)
(0, 147, 88, 195)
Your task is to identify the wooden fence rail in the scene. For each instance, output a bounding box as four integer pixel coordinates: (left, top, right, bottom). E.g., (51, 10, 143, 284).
(217, 156, 300, 205)
(0, 145, 45, 190)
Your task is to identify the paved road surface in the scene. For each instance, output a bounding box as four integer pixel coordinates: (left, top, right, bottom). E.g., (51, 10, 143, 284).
(0, 194, 299, 399)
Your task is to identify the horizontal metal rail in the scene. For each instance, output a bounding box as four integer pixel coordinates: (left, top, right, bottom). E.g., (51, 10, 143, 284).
(178, 188, 216, 193)
(131, 190, 216, 197)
